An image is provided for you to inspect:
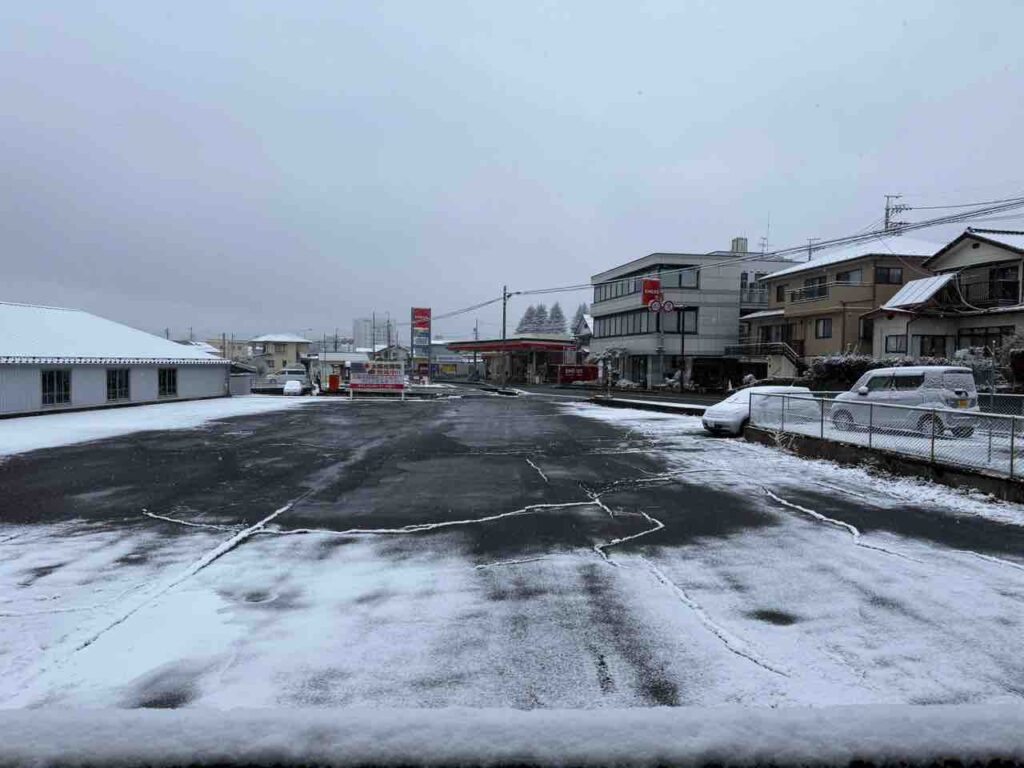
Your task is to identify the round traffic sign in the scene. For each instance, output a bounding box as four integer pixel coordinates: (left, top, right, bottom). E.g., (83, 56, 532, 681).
(648, 300, 662, 312)
(661, 300, 676, 312)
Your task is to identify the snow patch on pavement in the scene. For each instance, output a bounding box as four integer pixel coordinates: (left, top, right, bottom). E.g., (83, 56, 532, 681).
(0, 396, 324, 457)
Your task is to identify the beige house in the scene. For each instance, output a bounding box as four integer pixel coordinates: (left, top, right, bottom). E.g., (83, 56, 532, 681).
(205, 337, 252, 361)
(868, 229, 1024, 359)
(250, 334, 312, 372)
(741, 238, 936, 375)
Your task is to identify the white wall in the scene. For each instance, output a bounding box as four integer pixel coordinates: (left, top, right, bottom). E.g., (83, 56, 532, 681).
(0, 363, 228, 416)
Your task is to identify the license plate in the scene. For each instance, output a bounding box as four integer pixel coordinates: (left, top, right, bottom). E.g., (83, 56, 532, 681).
(957, 399, 967, 407)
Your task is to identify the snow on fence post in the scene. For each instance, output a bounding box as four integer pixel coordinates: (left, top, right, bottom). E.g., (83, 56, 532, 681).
(930, 408, 937, 464)
(1011, 418, 1017, 478)
(779, 394, 785, 432)
(868, 403, 874, 449)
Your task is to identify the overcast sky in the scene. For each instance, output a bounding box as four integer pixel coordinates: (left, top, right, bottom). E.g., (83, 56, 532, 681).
(2, 1, 1022, 341)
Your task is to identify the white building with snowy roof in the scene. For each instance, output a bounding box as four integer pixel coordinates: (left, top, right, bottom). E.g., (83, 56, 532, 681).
(0, 301, 229, 417)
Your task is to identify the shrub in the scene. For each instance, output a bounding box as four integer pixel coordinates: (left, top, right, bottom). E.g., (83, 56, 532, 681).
(802, 354, 956, 391)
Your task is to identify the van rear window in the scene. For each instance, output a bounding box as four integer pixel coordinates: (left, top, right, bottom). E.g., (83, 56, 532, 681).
(942, 373, 976, 392)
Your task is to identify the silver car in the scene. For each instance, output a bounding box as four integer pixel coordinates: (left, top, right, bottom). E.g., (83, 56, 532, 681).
(829, 366, 979, 437)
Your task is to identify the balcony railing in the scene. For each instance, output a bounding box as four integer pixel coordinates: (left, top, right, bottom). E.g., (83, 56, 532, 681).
(724, 340, 805, 366)
(789, 285, 828, 303)
(740, 287, 769, 305)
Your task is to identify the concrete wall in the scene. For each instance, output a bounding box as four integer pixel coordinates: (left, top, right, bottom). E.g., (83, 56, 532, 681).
(0, 363, 229, 416)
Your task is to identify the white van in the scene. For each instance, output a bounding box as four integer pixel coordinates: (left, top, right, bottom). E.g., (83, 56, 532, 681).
(829, 366, 978, 437)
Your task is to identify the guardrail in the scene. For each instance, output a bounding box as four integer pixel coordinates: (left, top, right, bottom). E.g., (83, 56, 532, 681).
(749, 392, 1024, 479)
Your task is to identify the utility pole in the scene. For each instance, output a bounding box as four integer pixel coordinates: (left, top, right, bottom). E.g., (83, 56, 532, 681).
(371, 312, 376, 359)
(884, 194, 908, 232)
(501, 285, 509, 385)
(473, 319, 479, 378)
(807, 237, 820, 261)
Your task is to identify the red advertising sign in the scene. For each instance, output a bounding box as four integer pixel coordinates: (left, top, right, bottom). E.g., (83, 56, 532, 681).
(641, 278, 661, 306)
(412, 307, 431, 329)
(411, 307, 431, 361)
(350, 361, 405, 391)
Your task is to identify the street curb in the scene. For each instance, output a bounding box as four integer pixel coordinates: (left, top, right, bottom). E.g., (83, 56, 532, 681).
(588, 396, 706, 416)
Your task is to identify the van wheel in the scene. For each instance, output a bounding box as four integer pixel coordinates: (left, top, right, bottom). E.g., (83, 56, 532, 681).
(832, 410, 854, 432)
(918, 414, 945, 436)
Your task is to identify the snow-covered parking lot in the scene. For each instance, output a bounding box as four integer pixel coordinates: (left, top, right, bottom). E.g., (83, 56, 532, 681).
(2, 393, 1024, 717)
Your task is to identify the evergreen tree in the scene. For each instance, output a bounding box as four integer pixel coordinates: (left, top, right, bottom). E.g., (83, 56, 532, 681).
(532, 304, 549, 333)
(516, 305, 537, 334)
(547, 302, 567, 334)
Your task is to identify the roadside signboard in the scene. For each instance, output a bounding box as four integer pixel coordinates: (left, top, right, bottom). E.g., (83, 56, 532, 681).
(350, 361, 405, 391)
(411, 307, 432, 362)
(641, 278, 661, 306)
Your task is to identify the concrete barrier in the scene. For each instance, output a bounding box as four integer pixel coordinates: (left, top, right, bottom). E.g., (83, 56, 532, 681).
(744, 425, 1024, 503)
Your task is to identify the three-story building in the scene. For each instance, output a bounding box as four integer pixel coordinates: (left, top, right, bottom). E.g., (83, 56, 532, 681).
(589, 239, 791, 389)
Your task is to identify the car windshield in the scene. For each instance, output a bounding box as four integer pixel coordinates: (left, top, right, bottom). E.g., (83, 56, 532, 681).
(4, 4, 1022, 766)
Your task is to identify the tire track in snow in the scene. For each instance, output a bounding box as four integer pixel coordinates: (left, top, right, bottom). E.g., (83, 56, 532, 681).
(475, 555, 553, 570)
(74, 497, 304, 652)
(763, 488, 921, 563)
(641, 557, 788, 677)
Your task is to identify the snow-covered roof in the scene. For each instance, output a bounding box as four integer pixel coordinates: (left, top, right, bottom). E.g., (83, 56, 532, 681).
(739, 308, 784, 320)
(966, 228, 1024, 252)
(319, 351, 369, 363)
(0, 301, 228, 365)
(882, 274, 954, 310)
(765, 236, 938, 280)
(250, 333, 312, 344)
(177, 340, 220, 355)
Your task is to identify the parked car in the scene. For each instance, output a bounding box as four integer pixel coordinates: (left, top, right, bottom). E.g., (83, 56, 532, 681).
(266, 366, 309, 386)
(829, 366, 978, 437)
(702, 385, 819, 436)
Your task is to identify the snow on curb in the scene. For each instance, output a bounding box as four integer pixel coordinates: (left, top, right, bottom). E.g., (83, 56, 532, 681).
(0, 704, 1022, 767)
(0, 396, 323, 458)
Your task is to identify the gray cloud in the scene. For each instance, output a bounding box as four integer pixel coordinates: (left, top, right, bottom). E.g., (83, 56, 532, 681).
(1, 1, 1022, 341)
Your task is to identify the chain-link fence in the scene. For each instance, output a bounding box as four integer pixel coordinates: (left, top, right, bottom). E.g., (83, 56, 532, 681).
(750, 392, 1024, 479)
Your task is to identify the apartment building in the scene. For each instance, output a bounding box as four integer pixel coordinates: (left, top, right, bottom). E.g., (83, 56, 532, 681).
(250, 334, 312, 372)
(740, 237, 936, 375)
(589, 239, 791, 388)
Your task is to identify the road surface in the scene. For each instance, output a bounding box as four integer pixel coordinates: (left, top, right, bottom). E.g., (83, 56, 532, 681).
(1, 390, 1023, 709)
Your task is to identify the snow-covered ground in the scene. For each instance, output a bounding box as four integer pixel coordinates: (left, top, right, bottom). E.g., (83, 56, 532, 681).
(0, 396, 321, 457)
(2, 395, 1024, 727)
(3, 704, 1024, 767)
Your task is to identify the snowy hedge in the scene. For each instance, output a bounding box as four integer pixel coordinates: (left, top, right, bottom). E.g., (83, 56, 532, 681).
(803, 355, 956, 390)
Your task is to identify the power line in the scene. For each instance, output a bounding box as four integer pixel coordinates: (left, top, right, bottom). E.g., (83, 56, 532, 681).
(391, 194, 1024, 329)
(907, 194, 1024, 210)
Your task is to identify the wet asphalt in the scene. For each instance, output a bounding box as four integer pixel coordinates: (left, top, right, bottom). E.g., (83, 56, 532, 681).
(4, 389, 1024, 709)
